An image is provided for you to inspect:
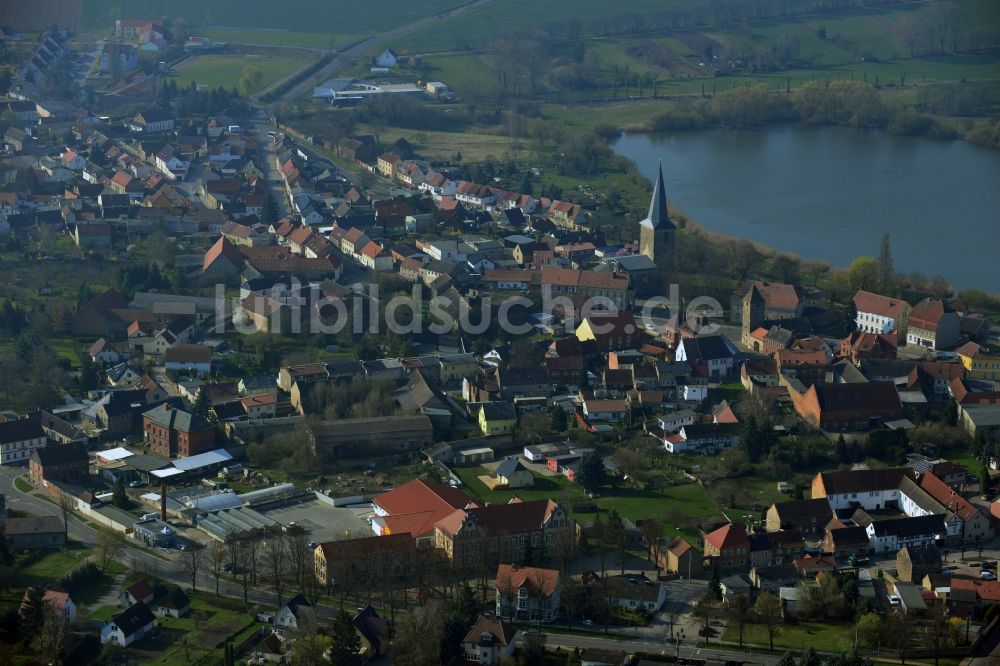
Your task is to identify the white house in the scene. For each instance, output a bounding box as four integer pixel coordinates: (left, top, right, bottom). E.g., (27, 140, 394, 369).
(101, 602, 155, 646)
(155, 146, 189, 180)
(0, 416, 49, 465)
(42, 590, 76, 624)
(461, 616, 517, 666)
(602, 574, 669, 612)
(375, 49, 398, 68)
(657, 409, 696, 432)
(676, 336, 736, 379)
(89, 338, 121, 364)
(853, 291, 910, 335)
(679, 382, 708, 403)
(273, 594, 312, 636)
(865, 515, 945, 554)
(582, 399, 628, 422)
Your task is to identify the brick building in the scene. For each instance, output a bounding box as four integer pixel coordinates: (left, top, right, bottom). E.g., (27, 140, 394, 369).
(142, 404, 216, 458)
(29, 443, 89, 485)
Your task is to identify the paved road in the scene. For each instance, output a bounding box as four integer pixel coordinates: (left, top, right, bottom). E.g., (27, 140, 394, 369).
(539, 631, 781, 665)
(249, 108, 291, 220)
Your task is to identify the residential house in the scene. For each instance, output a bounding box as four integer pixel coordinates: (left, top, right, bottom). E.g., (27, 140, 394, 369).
(164, 344, 212, 376)
(866, 514, 945, 554)
(853, 291, 910, 334)
(749, 530, 806, 568)
(907, 298, 960, 350)
(582, 399, 628, 422)
(897, 545, 942, 583)
(155, 588, 190, 618)
(495, 564, 561, 622)
(703, 523, 750, 572)
(99, 43, 138, 75)
(575, 313, 643, 352)
(676, 336, 737, 379)
(129, 109, 174, 134)
(594, 573, 669, 613)
(822, 526, 871, 560)
(462, 615, 517, 666)
(273, 593, 313, 636)
(731, 280, 806, 324)
(118, 580, 154, 607)
(955, 342, 1000, 381)
(107, 362, 142, 386)
(657, 537, 703, 577)
(0, 415, 48, 466)
(142, 404, 216, 458)
(494, 456, 533, 488)
(811, 467, 913, 511)
(659, 422, 739, 455)
(917, 471, 993, 543)
(4, 516, 65, 549)
(101, 601, 155, 646)
(22, 589, 77, 624)
(375, 49, 398, 67)
(542, 267, 632, 313)
(765, 499, 833, 536)
(29, 443, 89, 486)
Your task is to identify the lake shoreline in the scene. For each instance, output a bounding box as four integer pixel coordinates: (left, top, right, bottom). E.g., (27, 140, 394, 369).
(612, 126, 1000, 292)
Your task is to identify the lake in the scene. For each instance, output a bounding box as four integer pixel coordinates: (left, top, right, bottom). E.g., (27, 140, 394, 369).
(613, 127, 1000, 292)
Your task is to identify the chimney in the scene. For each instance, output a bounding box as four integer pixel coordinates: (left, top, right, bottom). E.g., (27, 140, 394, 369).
(160, 482, 167, 522)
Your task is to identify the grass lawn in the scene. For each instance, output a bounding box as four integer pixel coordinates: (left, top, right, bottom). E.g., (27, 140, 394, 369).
(0, 543, 94, 610)
(90, 604, 117, 622)
(14, 476, 31, 492)
(453, 465, 588, 506)
(172, 54, 303, 92)
(722, 620, 856, 653)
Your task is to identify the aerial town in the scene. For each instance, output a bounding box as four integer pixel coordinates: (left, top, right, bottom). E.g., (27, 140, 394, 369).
(0, 2, 999, 666)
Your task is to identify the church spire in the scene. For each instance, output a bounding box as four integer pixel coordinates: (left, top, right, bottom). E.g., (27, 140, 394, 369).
(643, 161, 673, 230)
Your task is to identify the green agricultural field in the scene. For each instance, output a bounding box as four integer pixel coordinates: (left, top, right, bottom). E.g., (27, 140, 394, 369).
(82, 0, 470, 33)
(172, 54, 302, 92)
(421, 54, 495, 95)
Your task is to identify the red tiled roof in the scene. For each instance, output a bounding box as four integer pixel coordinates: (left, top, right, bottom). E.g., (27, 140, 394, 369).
(909, 298, 950, 330)
(374, 479, 474, 537)
(704, 523, 749, 551)
(496, 564, 560, 598)
(853, 290, 910, 318)
(203, 236, 244, 271)
(918, 472, 980, 521)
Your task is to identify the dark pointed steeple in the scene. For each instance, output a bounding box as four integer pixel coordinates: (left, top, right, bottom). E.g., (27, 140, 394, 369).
(641, 161, 673, 231)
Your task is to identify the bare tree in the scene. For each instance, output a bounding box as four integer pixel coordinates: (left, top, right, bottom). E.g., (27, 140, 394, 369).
(263, 530, 288, 608)
(392, 601, 446, 666)
(211, 546, 226, 597)
(32, 604, 70, 664)
(290, 607, 329, 666)
(58, 492, 73, 539)
(97, 531, 125, 573)
(727, 593, 753, 648)
(181, 545, 205, 593)
(235, 538, 253, 608)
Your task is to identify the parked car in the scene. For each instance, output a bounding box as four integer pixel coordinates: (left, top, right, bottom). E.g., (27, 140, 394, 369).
(699, 627, 718, 637)
(980, 571, 996, 580)
(581, 619, 594, 627)
(889, 595, 901, 606)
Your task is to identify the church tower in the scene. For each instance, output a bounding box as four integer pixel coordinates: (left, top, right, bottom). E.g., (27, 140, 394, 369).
(639, 162, 676, 265)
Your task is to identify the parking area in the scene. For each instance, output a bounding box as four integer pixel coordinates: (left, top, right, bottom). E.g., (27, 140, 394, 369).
(258, 499, 373, 544)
